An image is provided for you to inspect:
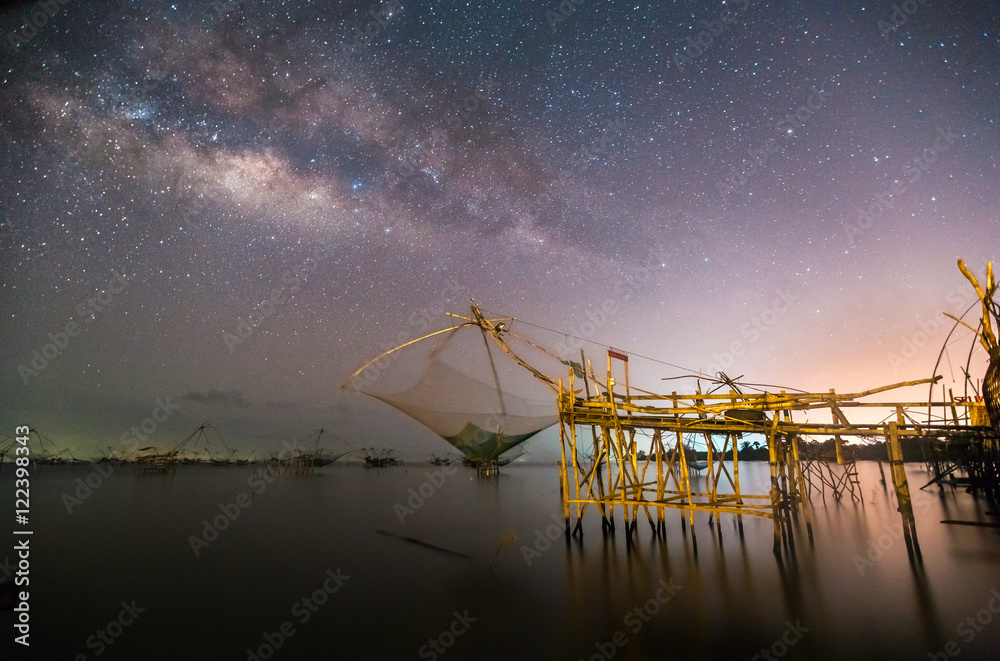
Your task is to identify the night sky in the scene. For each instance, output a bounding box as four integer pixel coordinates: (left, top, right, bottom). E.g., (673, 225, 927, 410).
(1, 0, 997, 459)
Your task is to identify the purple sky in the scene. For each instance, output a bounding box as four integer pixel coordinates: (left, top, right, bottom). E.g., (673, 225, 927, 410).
(1, 0, 997, 458)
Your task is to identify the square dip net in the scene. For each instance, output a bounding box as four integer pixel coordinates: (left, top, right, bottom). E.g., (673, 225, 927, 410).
(344, 306, 565, 463)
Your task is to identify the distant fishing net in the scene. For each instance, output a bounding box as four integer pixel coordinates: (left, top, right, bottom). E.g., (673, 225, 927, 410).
(345, 307, 563, 462)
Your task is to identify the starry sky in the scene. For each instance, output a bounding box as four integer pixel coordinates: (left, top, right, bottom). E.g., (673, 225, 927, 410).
(1, 0, 997, 458)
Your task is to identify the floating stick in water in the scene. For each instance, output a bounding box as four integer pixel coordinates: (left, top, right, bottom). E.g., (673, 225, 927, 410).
(376, 530, 469, 558)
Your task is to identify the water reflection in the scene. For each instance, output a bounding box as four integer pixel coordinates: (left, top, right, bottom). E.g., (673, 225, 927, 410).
(1, 461, 998, 660)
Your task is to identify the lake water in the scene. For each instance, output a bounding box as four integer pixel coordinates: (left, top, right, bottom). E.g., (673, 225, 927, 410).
(2, 460, 999, 660)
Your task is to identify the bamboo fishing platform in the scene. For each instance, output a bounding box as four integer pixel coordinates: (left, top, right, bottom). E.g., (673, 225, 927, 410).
(555, 258, 999, 558)
(555, 355, 996, 558)
(343, 258, 997, 558)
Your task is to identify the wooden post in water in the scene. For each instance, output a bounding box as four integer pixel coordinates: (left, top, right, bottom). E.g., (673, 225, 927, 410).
(654, 429, 666, 538)
(766, 409, 783, 555)
(565, 371, 585, 539)
(732, 431, 745, 538)
(558, 377, 572, 539)
(790, 433, 814, 543)
(677, 429, 697, 551)
(777, 410, 796, 554)
(886, 420, 921, 561)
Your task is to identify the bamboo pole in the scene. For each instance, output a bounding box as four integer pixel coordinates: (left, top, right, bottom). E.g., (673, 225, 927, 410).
(886, 421, 922, 561)
(558, 377, 573, 538)
(766, 404, 783, 555)
(677, 429, 697, 550)
(790, 433, 813, 543)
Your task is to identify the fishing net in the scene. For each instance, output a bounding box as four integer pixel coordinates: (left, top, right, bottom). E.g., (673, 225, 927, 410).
(347, 311, 564, 462)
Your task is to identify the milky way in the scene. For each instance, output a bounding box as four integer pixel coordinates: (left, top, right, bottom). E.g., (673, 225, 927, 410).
(1, 0, 997, 456)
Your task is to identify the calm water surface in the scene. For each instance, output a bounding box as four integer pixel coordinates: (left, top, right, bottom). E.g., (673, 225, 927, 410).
(2, 461, 999, 660)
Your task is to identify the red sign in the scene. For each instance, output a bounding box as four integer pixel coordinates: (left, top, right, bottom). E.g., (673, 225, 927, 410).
(607, 347, 628, 362)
